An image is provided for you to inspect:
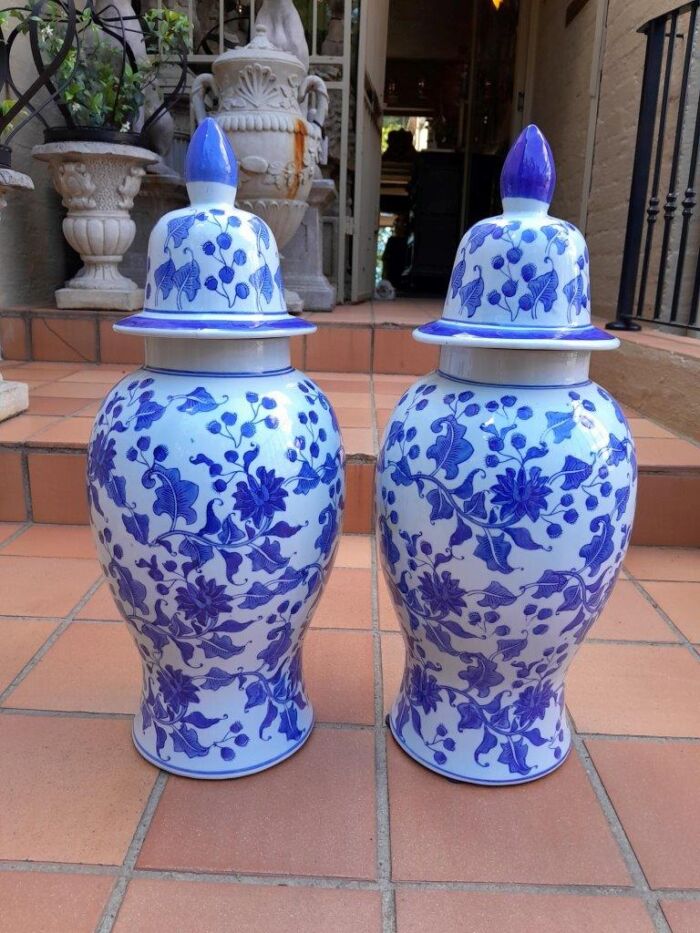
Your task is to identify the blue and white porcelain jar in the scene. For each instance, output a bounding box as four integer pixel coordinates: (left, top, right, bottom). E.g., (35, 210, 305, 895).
(88, 120, 344, 778)
(376, 126, 636, 784)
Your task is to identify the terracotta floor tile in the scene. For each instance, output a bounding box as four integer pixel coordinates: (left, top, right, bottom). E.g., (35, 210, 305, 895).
(635, 437, 700, 469)
(378, 574, 400, 631)
(381, 633, 404, 715)
(0, 872, 113, 933)
(660, 900, 700, 933)
(628, 417, 675, 439)
(312, 567, 372, 629)
(0, 414, 58, 442)
(74, 399, 102, 417)
(29, 417, 92, 448)
(138, 729, 376, 878)
(567, 644, 700, 736)
(335, 405, 373, 428)
(376, 408, 393, 436)
(395, 891, 654, 933)
(0, 714, 156, 864)
(374, 391, 405, 409)
(0, 619, 56, 691)
(31, 381, 107, 399)
(642, 582, 700, 642)
(343, 427, 375, 456)
(624, 547, 700, 582)
(76, 581, 121, 621)
(336, 534, 372, 568)
(0, 521, 22, 545)
(114, 879, 382, 933)
(58, 367, 130, 384)
(27, 395, 91, 416)
(387, 741, 629, 884)
(3, 524, 96, 559)
(588, 738, 700, 888)
(590, 580, 677, 642)
(30, 318, 97, 364)
(7, 622, 140, 713)
(0, 556, 100, 617)
(344, 463, 373, 534)
(305, 630, 374, 724)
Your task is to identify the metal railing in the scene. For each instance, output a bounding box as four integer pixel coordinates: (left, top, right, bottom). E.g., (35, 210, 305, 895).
(608, 0, 700, 333)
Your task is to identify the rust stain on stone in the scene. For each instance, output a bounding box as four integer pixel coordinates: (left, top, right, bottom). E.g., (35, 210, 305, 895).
(289, 119, 307, 199)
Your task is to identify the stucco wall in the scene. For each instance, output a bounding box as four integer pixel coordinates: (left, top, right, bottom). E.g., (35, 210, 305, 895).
(529, 0, 685, 319)
(529, 0, 598, 224)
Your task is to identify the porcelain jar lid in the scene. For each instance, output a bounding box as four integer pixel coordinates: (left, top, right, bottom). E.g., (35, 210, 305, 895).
(414, 124, 618, 351)
(115, 118, 315, 340)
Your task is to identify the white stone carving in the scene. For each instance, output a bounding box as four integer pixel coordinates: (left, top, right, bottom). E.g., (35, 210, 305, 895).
(0, 168, 32, 422)
(33, 141, 158, 310)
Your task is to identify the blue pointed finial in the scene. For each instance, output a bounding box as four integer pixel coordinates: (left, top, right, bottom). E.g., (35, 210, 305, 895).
(186, 117, 238, 189)
(500, 124, 555, 205)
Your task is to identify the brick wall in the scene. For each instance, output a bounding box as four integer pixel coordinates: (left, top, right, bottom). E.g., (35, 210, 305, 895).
(530, 0, 681, 319)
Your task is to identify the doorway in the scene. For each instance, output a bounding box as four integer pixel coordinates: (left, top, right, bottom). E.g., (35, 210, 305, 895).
(373, 0, 522, 298)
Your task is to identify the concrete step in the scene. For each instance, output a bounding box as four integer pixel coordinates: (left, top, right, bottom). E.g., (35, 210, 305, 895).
(1, 361, 699, 545)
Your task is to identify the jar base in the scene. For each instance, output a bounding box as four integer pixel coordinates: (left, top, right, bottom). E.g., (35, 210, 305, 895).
(387, 718, 572, 786)
(131, 715, 315, 780)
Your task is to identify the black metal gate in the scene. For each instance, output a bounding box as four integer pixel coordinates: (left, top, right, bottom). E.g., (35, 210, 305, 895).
(608, 0, 700, 333)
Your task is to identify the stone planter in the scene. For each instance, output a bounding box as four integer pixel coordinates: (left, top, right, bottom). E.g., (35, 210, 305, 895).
(376, 127, 636, 784)
(87, 120, 344, 778)
(0, 167, 33, 422)
(33, 141, 158, 310)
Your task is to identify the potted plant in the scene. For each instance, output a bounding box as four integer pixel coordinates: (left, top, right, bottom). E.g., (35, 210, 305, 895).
(29, 0, 189, 309)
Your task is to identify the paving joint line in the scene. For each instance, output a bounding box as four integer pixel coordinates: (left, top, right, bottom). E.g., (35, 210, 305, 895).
(369, 532, 397, 933)
(0, 574, 103, 707)
(0, 522, 31, 551)
(96, 770, 169, 933)
(626, 572, 700, 663)
(570, 731, 671, 932)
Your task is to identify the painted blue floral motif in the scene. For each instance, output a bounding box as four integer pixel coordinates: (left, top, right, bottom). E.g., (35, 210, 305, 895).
(377, 376, 636, 782)
(146, 208, 285, 315)
(445, 216, 590, 325)
(88, 372, 344, 774)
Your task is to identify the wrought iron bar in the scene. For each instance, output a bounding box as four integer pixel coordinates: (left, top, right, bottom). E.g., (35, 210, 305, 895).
(609, 0, 700, 333)
(607, 14, 666, 331)
(654, 5, 697, 319)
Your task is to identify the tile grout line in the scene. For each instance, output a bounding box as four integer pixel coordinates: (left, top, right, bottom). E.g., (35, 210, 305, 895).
(0, 574, 104, 708)
(370, 531, 397, 933)
(625, 572, 700, 663)
(0, 521, 31, 552)
(570, 731, 671, 932)
(95, 770, 169, 933)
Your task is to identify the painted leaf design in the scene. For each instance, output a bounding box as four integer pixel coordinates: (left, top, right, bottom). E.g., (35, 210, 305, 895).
(250, 216, 271, 249)
(531, 570, 569, 599)
(250, 264, 274, 303)
(154, 258, 176, 300)
(174, 258, 201, 309)
(579, 515, 615, 577)
(528, 265, 559, 314)
(476, 582, 517, 608)
(426, 415, 474, 479)
(450, 248, 466, 298)
(563, 272, 586, 318)
(459, 265, 484, 318)
(176, 387, 218, 415)
(545, 410, 577, 444)
(151, 466, 198, 525)
(474, 532, 513, 574)
(166, 213, 196, 248)
(498, 738, 531, 775)
(559, 454, 593, 489)
(467, 222, 500, 254)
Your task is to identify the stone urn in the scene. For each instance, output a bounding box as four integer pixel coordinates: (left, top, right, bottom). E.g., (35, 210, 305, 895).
(87, 120, 344, 778)
(0, 167, 32, 422)
(192, 25, 329, 309)
(33, 141, 158, 310)
(376, 126, 637, 785)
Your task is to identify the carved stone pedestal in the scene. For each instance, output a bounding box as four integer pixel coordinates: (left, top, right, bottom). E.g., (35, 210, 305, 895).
(282, 178, 337, 312)
(33, 141, 158, 310)
(0, 167, 33, 423)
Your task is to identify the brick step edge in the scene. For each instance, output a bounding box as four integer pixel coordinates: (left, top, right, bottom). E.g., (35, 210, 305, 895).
(1, 444, 698, 546)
